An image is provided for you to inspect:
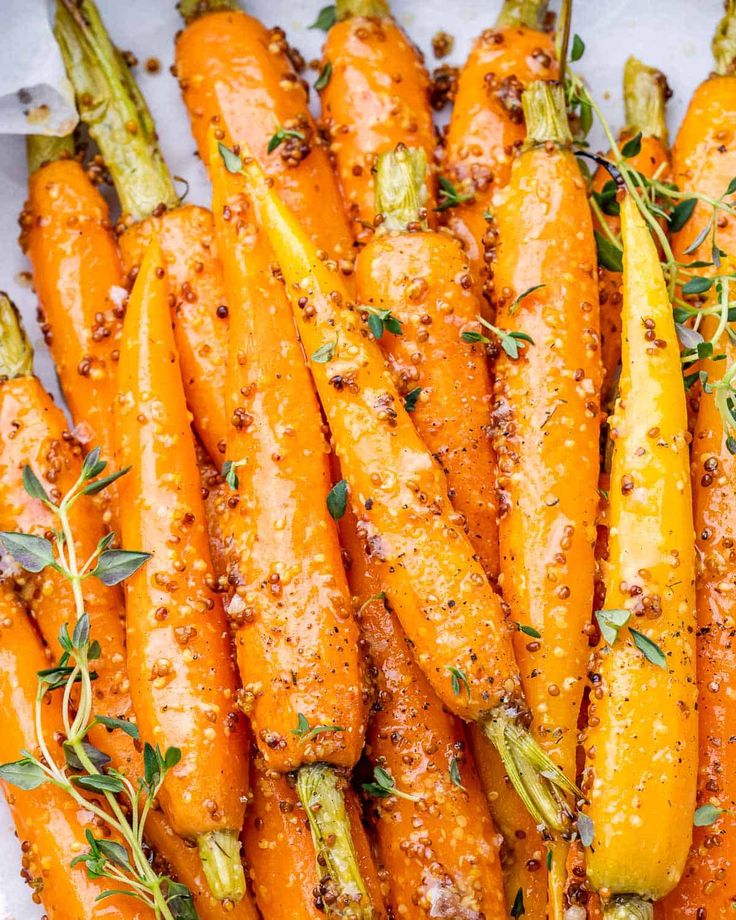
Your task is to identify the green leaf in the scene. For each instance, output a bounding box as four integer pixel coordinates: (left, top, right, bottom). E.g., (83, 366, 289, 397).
(594, 230, 623, 272)
(577, 813, 594, 847)
(81, 448, 106, 481)
(73, 773, 125, 794)
(449, 756, 465, 791)
(291, 713, 310, 738)
(511, 887, 525, 919)
(682, 276, 714, 296)
(461, 330, 491, 345)
(143, 743, 159, 787)
(22, 465, 51, 503)
(94, 889, 142, 903)
(95, 715, 140, 740)
(0, 758, 48, 790)
(165, 879, 198, 920)
(436, 175, 474, 212)
(508, 284, 545, 316)
(368, 313, 384, 340)
(447, 665, 471, 700)
(314, 61, 332, 91)
(312, 339, 337, 363)
(72, 612, 90, 650)
(310, 5, 336, 30)
(327, 479, 348, 520)
(630, 628, 667, 669)
(725, 177, 736, 197)
(82, 467, 130, 496)
(676, 323, 704, 350)
(87, 640, 101, 661)
(570, 33, 585, 62)
(0, 531, 56, 573)
(517, 623, 541, 639)
(694, 803, 726, 827)
(684, 223, 711, 256)
(546, 848, 553, 871)
(668, 198, 697, 232)
(403, 387, 422, 413)
(92, 550, 151, 586)
(362, 765, 395, 798)
(164, 747, 182, 771)
(727, 436, 736, 455)
(697, 341, 714, 360)
(63, 741, 111, 773)
(595, 608, 631, 646)
(267, 128, 306, 154)
(222, 460, 239, 491)
(96, 838, 132, 871)
(384, 314, 403, 335)
(621, 132, 642, 158)
(218, 143, 243, 174)
(37, 663, 80, 691)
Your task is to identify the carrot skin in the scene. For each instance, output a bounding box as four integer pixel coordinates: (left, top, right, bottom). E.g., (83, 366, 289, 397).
(210, 137, 365, 773)
(443, 24, 558, 283)
(175, 9, 353, 260)
(321, 15, 436, 236)
(116, 238, 248, 844)
(355, 229, 499, 578)
(119, 206, 230, 462)
(22, 158, 123, 460)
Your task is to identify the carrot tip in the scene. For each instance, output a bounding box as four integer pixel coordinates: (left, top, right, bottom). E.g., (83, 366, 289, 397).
(197, 829, 246, 902)
(296, 763, 374, 919)
(602, 896, 654, 920)
(481, 708, 579, 837)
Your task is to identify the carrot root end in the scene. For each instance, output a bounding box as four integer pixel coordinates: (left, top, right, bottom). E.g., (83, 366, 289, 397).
(602, 895, 654, 920)
(197, 828, 246, 903)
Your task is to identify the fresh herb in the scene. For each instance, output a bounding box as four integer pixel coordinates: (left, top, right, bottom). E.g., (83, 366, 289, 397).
(668, 198, 697, 232)
(404, 387, 422, 413)
(0, 454, 188, 918)
(291, 713, 345, 742)
(577, 813, 594, 847)
(511, 887, 525, 919)
(449, 756, 465, 791)
(327, 479, 348, 520)
(570, 33, 585, 62)
(362, 765, 420, 802)
(594, 230, 623, 272)
(682, 276, 714, 296)
(508, 284, 545, 316)
(436, 176, 474, 212)
(222, 458, 248, 491)
(309, 4, 336, 30)
(630, 628, 667, 669)
(546, 849, 553, 871)
(621, 132, 642, 158)
(267, 127, 306, 154)
(461, 316, 534, 360)
(218, 142, 243, 174)
(312, 337, 338, 364)
(693, 804, 726, 827)
(594, 608, 631, 646)
(447, 665, 471, 700)
(314, 62, 332, 91)
(365, 305, 402, 339)
(517, 623, 541, 639)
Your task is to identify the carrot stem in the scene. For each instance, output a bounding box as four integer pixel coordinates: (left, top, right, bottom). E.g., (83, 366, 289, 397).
(26, 133, 74, 174)
(0, 294, 34, 380)
(335, 0, 390, 20)
(713, 0, 736, 76)
(374, 145, 428, 233)
(54, 0, 178, 220)
(177, 0, 239, 23)
(296, 764, 373, 918)
(522, 81, 572, 147)
(603, 896, 654, 920)
(623, 57, 668, 141)
(496, 0, 548, 29)
(197, 829, 246, 903)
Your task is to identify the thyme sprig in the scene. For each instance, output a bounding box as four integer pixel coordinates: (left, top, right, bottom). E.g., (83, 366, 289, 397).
(0, 451, 192, 920)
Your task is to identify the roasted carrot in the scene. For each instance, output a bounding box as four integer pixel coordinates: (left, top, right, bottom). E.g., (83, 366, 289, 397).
(340, 505, 505, 919)
(115, 237, 249, 901)
(21, 137, 124, 467)
(489, 80, 600, 914)
(658, 8, 736, 916)
(224, 144, 577, 839)
(176, 0, 353, 261)
(55, 0, 230, 463)
(592, 58, 671, 404)
(319, 0, 435, 240)
(443, 0, 557, 290)
(582, 193, 697, 919)
(355, 145, 498, 579)
(0, 580, 155, 920)
(0, 295, 258, 920)
(243, 752, 385, 920)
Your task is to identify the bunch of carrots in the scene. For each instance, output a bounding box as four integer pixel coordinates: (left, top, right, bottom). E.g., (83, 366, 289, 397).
(0, 0, 735, 918)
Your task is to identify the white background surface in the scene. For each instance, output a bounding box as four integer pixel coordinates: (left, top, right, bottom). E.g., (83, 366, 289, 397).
(0, 0, 724, 916)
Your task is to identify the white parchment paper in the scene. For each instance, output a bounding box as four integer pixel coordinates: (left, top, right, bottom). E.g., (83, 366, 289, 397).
(0, 1, 722, 916)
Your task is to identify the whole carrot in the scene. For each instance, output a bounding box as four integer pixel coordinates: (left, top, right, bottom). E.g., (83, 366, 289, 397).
(20, 136, 123, 466)
(222, 143, 577, 839)
(55, 0, 230, 463)
(582, 192, 697, 919)
(0, 580, 155, 920)
(210, 133, 378, 915)
(340, 505, 506, 920)
(489, 80, 600, 914)
(319, 0, 435, 240)
(592, 58, 671, 404)
(356, 145, 498, 578)
(443, 0, 557, 288)
(115, 237, 249, 902)
(0, 296, 258, 920)
(659, 7, 736, 916)
(175, 0, 353, 262)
